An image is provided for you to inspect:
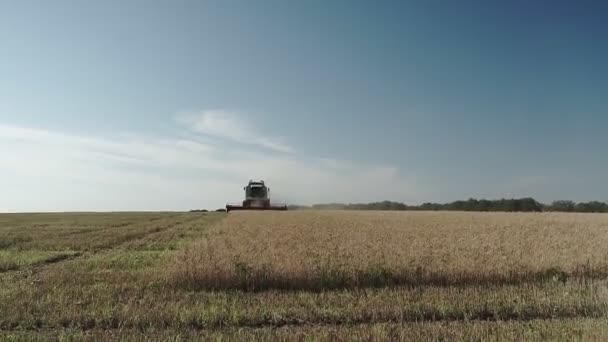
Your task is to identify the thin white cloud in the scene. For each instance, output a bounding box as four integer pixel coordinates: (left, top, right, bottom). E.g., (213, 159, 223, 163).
(178, 109, 294, 153)
(0, 119, 419, 211)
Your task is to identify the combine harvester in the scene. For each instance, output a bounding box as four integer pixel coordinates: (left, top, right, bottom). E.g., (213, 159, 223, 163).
(226, 180, 288, 212)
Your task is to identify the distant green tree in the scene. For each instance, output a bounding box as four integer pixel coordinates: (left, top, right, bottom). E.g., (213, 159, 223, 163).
(574, 201, 608, 213)
(294, 198, 604, 213)
(549, 200, 576, 212)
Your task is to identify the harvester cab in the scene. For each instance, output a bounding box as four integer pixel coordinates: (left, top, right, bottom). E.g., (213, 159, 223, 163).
(226, 180, 288, 212)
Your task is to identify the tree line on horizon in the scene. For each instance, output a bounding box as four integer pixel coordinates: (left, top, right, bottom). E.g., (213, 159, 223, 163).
(288, 198, 608, 213)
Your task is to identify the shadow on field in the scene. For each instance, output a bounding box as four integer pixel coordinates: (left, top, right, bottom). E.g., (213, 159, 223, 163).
(170, 262, 608, 292)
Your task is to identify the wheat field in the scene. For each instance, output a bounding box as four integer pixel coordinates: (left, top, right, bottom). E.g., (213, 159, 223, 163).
(1, 211, 607, 340)
(173, 211, 608, 290)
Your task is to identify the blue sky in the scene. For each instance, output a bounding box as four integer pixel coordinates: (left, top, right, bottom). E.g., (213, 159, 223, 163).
(1, 0, 607, 211)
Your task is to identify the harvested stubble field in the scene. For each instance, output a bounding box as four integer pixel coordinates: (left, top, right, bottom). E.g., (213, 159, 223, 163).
(1, 211, 607, 341)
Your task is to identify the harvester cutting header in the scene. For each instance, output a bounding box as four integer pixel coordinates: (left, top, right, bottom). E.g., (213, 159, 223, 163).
(226, 180, 288, 212)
